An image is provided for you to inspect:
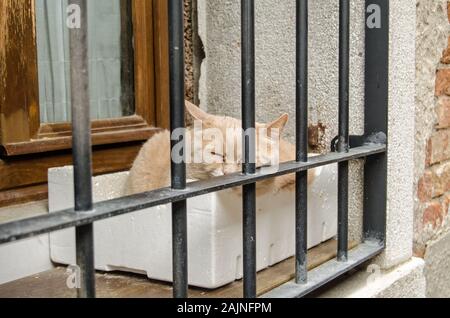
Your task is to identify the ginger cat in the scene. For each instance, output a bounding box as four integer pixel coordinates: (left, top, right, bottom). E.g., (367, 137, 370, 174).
(127, 101, 316, 195)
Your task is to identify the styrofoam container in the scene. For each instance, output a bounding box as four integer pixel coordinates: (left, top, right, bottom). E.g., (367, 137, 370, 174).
(48, 164, 337, 289)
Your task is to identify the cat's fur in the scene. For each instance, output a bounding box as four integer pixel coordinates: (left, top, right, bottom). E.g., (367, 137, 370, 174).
(127, 101, 317, 195)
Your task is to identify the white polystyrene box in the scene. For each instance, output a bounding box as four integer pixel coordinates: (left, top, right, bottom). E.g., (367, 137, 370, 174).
(48, 164, 337, 289)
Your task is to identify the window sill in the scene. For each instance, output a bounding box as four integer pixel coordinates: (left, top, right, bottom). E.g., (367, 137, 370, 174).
(1, 116, 161, 156)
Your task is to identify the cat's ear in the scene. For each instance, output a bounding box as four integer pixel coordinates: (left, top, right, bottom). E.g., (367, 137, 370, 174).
(267, 114, 289, 135)
(185, 101, 211, 121)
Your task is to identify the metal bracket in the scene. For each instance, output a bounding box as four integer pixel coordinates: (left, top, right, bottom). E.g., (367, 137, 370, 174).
(331, 132, 387, 152)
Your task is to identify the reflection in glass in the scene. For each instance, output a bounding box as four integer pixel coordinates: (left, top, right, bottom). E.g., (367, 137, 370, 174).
(35, 0, 135, 123)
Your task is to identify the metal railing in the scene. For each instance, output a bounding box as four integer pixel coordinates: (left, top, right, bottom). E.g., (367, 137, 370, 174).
(0, 0, 389, 298)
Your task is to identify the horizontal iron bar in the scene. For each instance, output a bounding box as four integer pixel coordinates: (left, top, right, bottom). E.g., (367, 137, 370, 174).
(0, 144, 385, 244)
(261, 240, 384, 298)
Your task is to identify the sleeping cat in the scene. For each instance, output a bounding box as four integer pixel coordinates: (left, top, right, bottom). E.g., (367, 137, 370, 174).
(127, 101, 317, 195)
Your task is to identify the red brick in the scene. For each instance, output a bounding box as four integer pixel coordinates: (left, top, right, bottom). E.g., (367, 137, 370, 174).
(436, 96, 450, 128)
(426, 139, 433, 166)
(442, 193, 450, 217)
(441, 37, 450, 64)
(426, 130, 450, 165)
(418, 171, 433, 202)
(435, 69, 450, 96)
(413, 244, 426, 259)
(448, 1, 450, 23)
(432, 162, 450, 197)
(418, 163, 450, 202)
(423, 201, 444, 230)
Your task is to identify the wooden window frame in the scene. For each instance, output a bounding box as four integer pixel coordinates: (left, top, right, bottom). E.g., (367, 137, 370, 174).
(0, 0, 169, 206)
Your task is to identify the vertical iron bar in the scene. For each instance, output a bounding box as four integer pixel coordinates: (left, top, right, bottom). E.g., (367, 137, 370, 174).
(169, 0, 188, 298)
(241, 0, 257, 299)
(69, 0, 95, 298)
(337, 0, 350, 262)
(295, 0, 308, 285)
(364, 0, 388, 243)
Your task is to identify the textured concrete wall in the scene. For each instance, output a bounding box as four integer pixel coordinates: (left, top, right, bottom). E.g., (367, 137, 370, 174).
(318, 258, 426, 298)
(197, 0, 365, 143)
(378, 0, 417, 269)
(424, 230, 450, 297)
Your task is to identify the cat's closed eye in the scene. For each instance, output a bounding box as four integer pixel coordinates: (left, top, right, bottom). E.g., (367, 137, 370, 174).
(211, 152, 226, 160)
(211, 152, 225, 158)
(210, 152, 225, 163)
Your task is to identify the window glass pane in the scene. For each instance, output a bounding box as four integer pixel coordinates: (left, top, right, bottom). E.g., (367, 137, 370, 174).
(35, 0, 135, 123)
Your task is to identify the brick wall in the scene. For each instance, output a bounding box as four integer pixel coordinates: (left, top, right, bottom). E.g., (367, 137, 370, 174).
(184, 0, 194, 103)
(415, 3, 450, 256)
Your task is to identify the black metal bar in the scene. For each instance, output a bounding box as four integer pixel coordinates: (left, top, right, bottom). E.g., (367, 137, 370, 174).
(337, 0, 350, 262)
(295, 0, 308, 285)
(241, 0, 257, 299)
(338, 0, 350, 151)
(364, 0, 389, 243)
(68, 0, 95, 298)
(0, 145, 386, 245)
(172, 200, 188, 298)
(75, 225, 95, 298)
(337, 161, 349, 262)
(261, 241, 384, 298)
(168, 0, 188, 298)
